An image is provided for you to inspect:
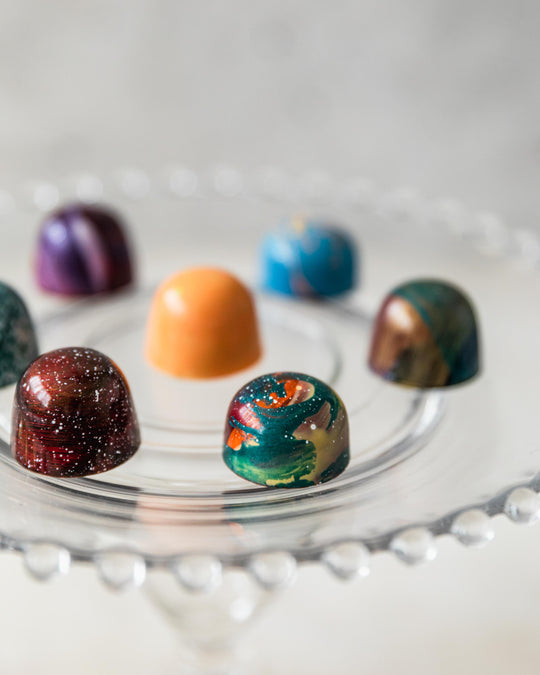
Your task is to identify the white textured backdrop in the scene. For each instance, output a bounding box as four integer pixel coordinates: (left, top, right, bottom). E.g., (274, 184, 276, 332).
(0, 1, 538, 224)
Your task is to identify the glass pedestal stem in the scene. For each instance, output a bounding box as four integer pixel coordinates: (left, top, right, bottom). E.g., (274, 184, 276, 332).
(145, 569, 275, 675)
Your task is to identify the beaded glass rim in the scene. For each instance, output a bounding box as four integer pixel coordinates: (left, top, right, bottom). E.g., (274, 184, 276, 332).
(0, 165, 539, 593)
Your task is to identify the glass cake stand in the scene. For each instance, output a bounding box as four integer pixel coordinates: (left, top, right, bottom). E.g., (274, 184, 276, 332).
(0, 167, 539, 673)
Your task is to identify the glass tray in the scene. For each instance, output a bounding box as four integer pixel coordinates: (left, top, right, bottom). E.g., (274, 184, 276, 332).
(0, 167, 538, 591)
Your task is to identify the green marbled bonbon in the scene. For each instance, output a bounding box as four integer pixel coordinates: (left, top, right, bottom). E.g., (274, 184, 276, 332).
(0, 282, 39, 387)
(223, 372, 350, 488)
(369, 278, 480, 388)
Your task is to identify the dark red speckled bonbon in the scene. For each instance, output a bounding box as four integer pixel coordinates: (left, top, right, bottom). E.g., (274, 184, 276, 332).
(12, 347, 140, 477)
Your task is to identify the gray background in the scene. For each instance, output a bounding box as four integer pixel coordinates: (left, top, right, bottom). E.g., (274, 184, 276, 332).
(0, 2, 539, 673)
(0, 1, 538, 225)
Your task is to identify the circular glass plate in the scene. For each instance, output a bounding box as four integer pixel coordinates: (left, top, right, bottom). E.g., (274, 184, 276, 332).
(0, 169, 538, 579)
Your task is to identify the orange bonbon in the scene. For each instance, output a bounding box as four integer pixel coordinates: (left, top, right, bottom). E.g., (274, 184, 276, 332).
(146, 267, 261, 378)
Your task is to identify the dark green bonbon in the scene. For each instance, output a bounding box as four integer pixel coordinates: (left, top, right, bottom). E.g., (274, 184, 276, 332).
(369, 279, 480, 388)
(0, 282, 39, 387)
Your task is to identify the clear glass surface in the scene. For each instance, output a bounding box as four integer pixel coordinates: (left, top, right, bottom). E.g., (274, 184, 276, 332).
(0, 170, 538, 578)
